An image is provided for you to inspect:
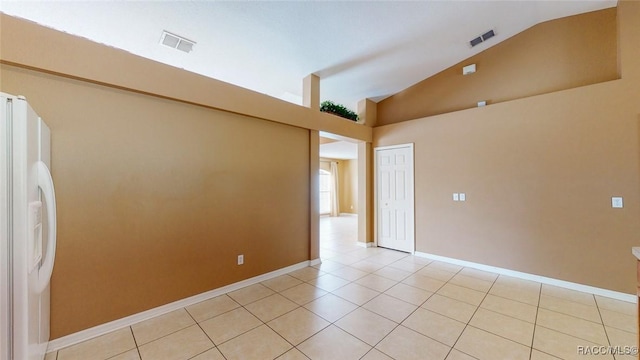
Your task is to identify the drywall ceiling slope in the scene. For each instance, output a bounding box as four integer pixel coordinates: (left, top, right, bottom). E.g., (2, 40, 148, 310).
(0, 1, 616, 110)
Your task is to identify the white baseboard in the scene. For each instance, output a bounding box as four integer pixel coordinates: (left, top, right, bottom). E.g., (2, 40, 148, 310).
(357, 242, 375, 248)
(47, 260, 312, 352)
(309, 258, 322, 266)
(414, 251, 636, 303)
(339, 213, 358, 217)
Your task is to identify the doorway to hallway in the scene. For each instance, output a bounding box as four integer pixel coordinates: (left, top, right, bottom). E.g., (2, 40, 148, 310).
(319, 133, 360, 259)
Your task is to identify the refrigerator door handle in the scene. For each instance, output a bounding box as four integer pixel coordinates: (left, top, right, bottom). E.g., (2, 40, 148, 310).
(34, 160, 56, 293)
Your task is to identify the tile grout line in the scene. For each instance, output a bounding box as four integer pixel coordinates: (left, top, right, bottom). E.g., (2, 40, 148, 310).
(52, 225, 637, 360)
(476, 306, 535, 325)
(303, 252, 429, 359)
(238, 298, 293, 354)
(136, 279, 323, 360)
(251, 268, 378, 360)
(198, 299, 261, 355)
(481, 285, 546, 308)
(184, 305, 229, 360)
(321, 227, 636, 358)
(528, 278, 542, 360)
(442, 266, 500, 360)
(594, 295, 638, 317)
(343, 259, 486, 356)
(536, 286, 633, 338)
(211, 284, 320, 359)
(336, 260, 462, 359)
(276, 253, 381, 359)
(65, 215, 637, 360)
(540, 306, 607, 325)
(130, 326, 142, 360)
(131, 310, 204, 357)
(529, 291, 618, 360)
(225, 295, 295, 359)
(257, 311, 300, 360)
(262, 273, 359, 358)
(594, 294, 634, 347)
(417, 264, 468, 359)
(104, 327, 140, 360)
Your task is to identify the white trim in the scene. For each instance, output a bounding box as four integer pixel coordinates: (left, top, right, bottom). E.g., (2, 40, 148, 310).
(374, 143, 415, 252)
(374, 144, 414, 152)
(47, 260, 312, 352)
(357, 242, 375, 248)
(309, 258, 322, 266)
(414, 251, 636, 303)
(338, 213, 357, 217)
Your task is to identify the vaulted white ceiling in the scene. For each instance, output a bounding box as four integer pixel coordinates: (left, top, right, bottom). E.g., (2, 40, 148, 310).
(1, 1, 616, 112)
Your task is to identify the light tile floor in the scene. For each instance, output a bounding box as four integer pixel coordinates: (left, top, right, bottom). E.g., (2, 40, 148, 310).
(47, 215, 638, 360)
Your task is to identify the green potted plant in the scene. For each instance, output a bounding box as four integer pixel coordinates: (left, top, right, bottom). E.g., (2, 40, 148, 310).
(320, 100, 359, 122)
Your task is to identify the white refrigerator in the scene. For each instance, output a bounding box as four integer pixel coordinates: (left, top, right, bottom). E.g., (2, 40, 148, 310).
(1, 93, 57, 360)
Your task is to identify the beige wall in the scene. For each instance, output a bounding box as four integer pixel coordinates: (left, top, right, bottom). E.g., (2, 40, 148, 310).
(320, 159, 358, 214)
(0, 15, 372, 143)
(1, 64, 311, 338)
(373, 1, 640, 294)
(377, 8, 619, 125)
(0, 14, 372, 339)
(340, 160, 358, 214)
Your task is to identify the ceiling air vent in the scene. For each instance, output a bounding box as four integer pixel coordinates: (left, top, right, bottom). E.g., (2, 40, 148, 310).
(470, 36, 483, 47)
(481, 30, 495, 41)
(469, 29, 496, 48)
(160, 31, 195, 53)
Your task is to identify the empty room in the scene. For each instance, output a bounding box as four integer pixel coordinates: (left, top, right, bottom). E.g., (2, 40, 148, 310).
(1, 1, 639, 360)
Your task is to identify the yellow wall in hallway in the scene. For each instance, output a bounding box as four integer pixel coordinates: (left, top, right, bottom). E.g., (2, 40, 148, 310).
(340, 160, 358, 214)
(320, 159, 358, 214)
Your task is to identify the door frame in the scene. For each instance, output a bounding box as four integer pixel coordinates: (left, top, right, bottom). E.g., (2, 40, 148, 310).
(374, 143, 415, 253)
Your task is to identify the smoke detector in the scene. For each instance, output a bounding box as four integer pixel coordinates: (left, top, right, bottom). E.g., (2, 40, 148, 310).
(160, 31, 195, 53)
(469, 29, 496, 48)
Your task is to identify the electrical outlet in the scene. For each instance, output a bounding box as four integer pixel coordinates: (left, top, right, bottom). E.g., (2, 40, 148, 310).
(237, 254, 244, 265)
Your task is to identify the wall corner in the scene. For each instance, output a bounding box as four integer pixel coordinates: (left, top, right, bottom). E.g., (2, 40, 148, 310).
(303, 74, 320, 110)
(357, 142, 374, 245)
(357, 98, 378, 127)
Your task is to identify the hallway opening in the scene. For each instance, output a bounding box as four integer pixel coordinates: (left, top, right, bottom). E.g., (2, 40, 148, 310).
(319, 133, 359, 259)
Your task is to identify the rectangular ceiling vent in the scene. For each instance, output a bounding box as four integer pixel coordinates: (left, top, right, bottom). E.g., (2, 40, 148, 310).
(160, 31, 195, 53)
(469, 29, 496, 48)
(482, 30, 495, 41)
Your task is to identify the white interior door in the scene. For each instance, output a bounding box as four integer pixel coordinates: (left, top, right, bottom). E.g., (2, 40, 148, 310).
(375, 144, 415, 253)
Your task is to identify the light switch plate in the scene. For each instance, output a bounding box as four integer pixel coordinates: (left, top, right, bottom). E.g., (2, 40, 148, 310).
(453, 193, 459, 201)
(459, 193, 466, 201)
(463, 64, 476, 75)
(612, 197, 623, 208)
